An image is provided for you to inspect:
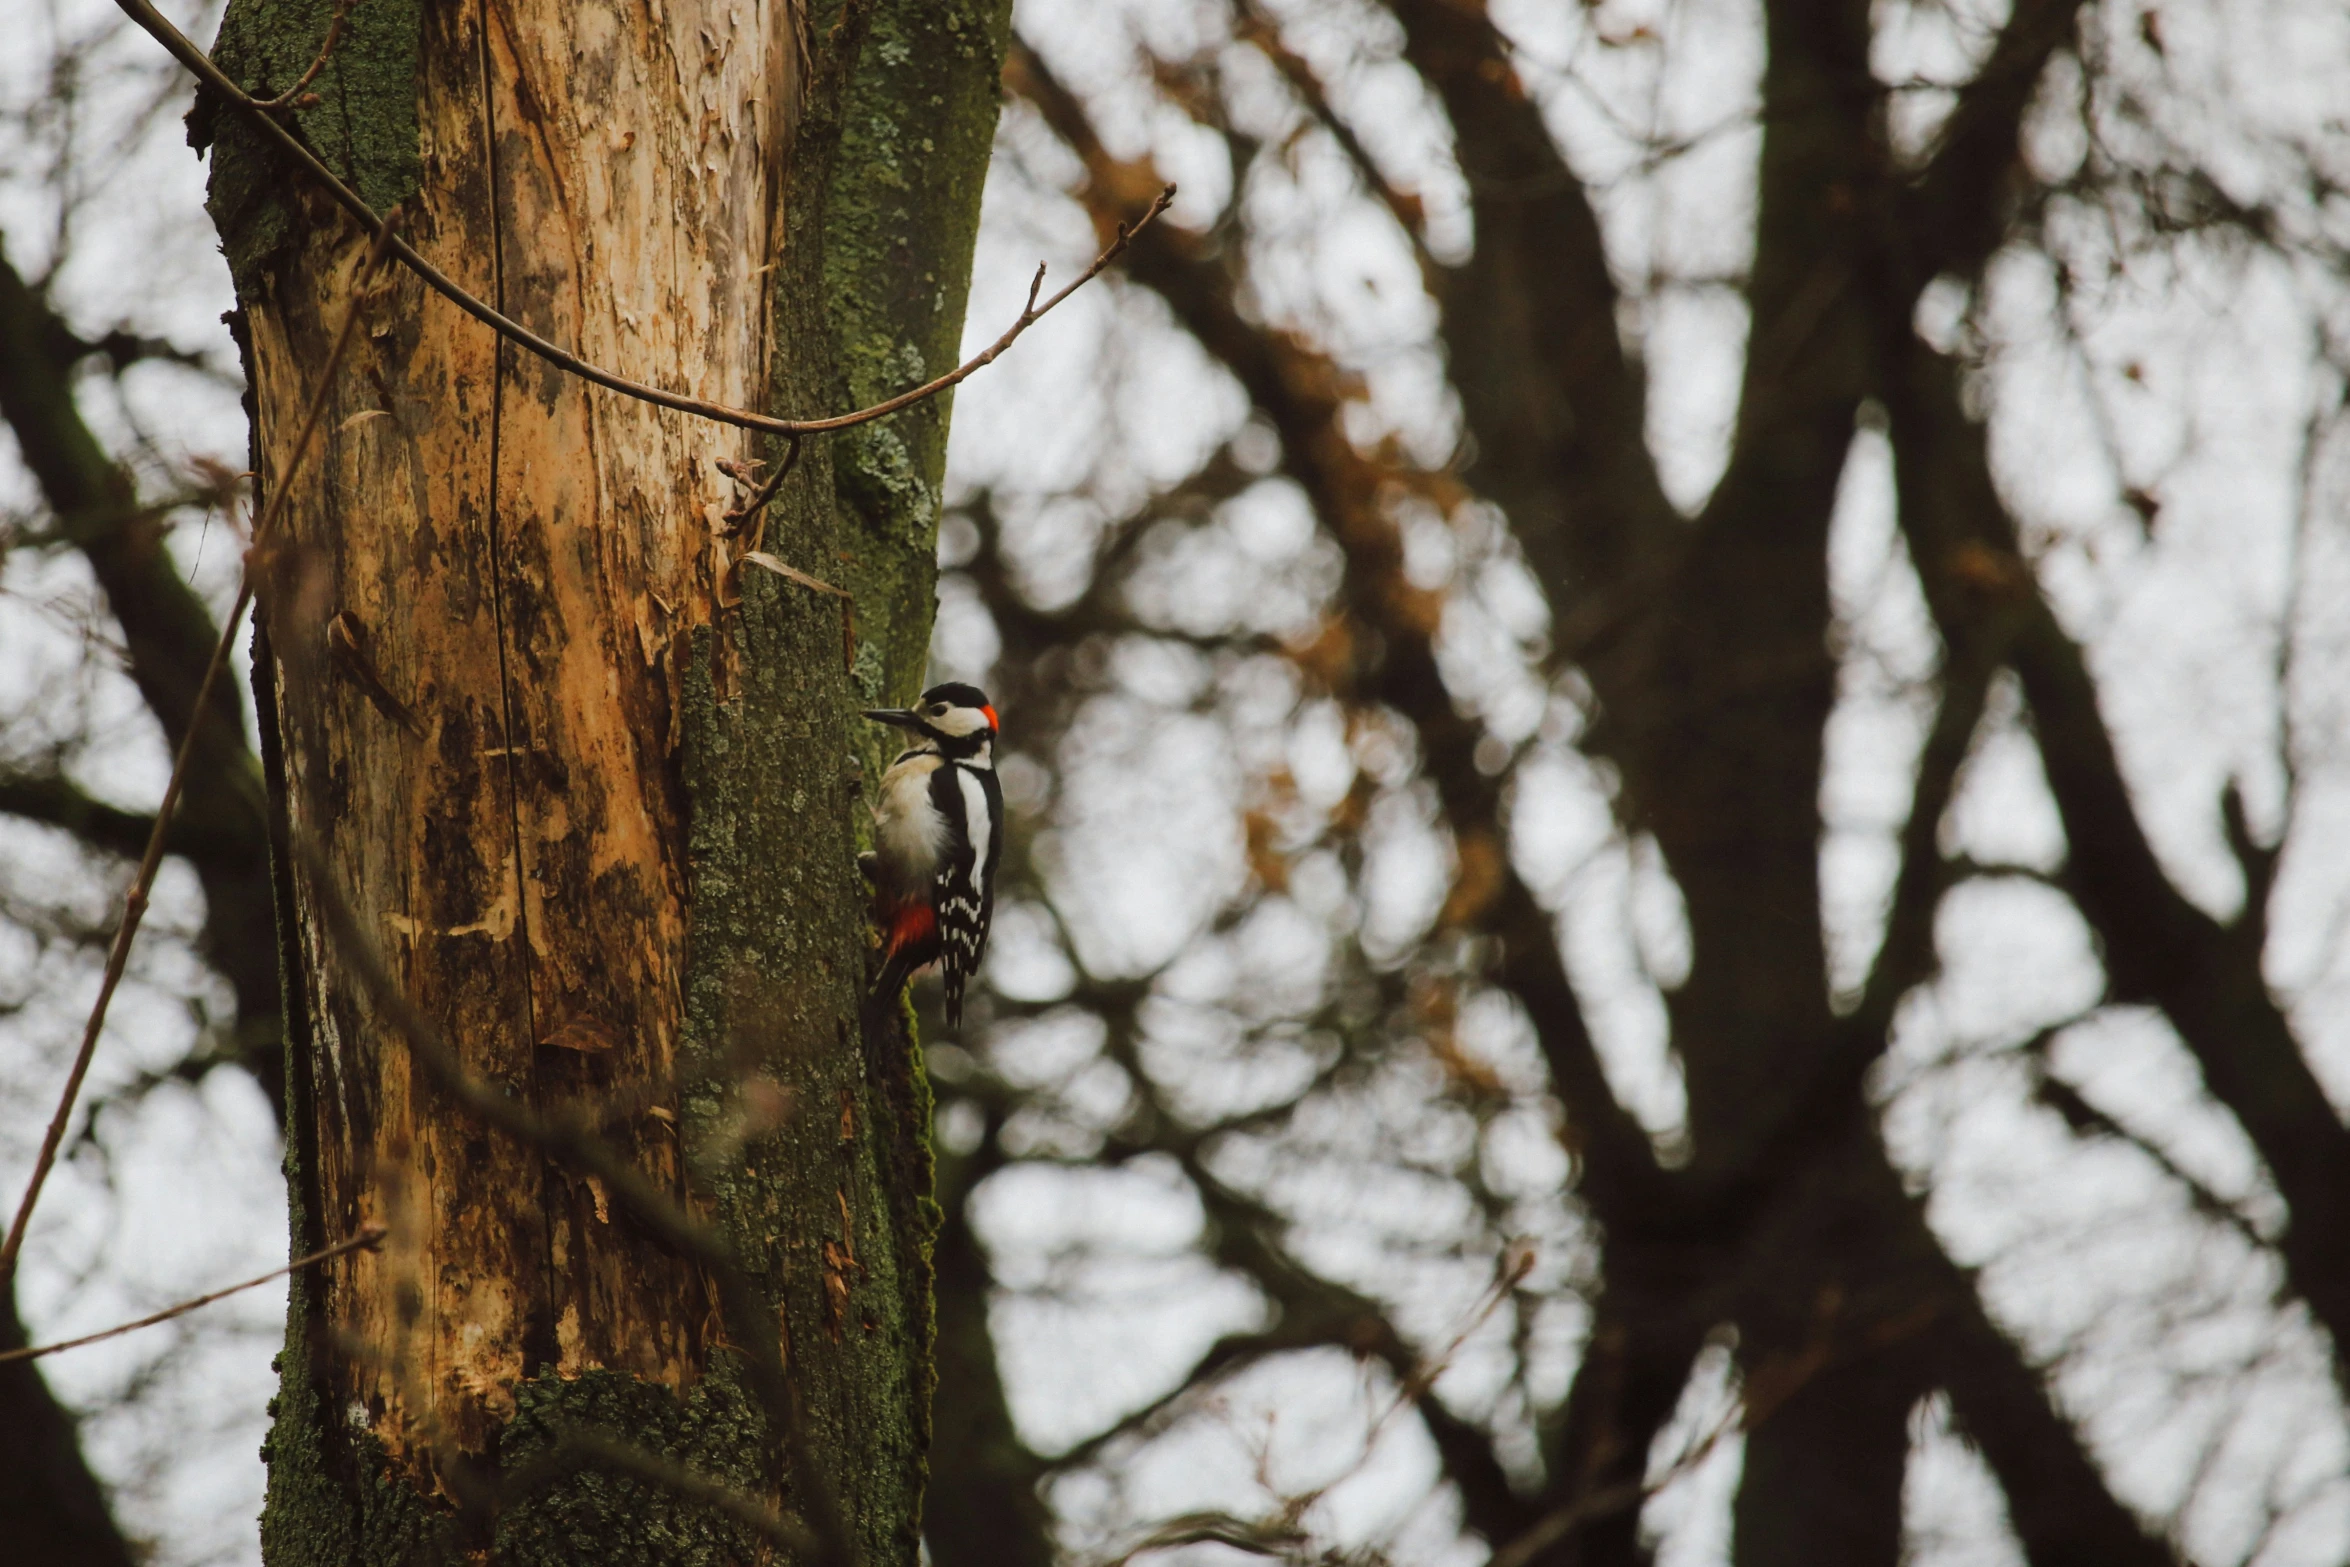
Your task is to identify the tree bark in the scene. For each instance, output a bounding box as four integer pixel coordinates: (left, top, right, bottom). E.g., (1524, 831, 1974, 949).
(196, 0, 1008, 1557)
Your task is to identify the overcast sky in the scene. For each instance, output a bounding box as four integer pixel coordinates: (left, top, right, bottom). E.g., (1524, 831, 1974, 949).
(4, 0, 2349, 1563)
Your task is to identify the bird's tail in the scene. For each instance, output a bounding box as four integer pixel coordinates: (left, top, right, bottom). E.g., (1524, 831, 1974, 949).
(863, 902, 936, 1037)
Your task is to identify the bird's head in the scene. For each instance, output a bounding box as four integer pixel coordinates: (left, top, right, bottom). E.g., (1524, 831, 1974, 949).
(863, 682, 999, 760)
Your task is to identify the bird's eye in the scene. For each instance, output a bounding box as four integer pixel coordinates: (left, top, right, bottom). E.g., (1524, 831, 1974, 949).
(927, 704, 948, 717)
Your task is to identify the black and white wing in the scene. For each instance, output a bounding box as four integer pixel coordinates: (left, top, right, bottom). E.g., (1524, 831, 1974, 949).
(932, 760, 1004, 1026)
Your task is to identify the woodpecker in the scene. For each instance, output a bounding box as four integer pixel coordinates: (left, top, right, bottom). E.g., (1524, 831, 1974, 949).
(861, 682, 1004, 1027)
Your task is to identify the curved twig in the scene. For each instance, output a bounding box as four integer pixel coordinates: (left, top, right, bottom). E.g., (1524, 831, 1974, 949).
(117, 0, 1170, 441)
(719, 435, 803, 536)
(251, 0, 355, 112)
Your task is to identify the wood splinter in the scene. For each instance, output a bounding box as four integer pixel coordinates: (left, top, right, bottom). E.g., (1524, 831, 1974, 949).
(327, 610, 424, 736)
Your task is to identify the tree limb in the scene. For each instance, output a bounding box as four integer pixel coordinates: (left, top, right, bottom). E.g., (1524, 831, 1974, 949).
(1006, 42, 1673, 1226)
(927, 1110, 1058, 1567)
(0, 240, 282, 1109)
(0, 1276, 138, 1567)
(1383, 0, 1680, 596)
(0, 770, 158, 863)
(1882, 329, 2350, 1394)
(1897, 0, 2093, 287)
(1924, 1230, 2183, 1566)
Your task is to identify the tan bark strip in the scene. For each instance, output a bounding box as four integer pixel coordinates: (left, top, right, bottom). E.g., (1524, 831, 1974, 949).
(476, 0, 703, 1391)
(252, 0, 546, 1461)
(246, 0, 752, 1462)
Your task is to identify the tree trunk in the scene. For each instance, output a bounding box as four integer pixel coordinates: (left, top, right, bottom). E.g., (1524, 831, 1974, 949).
(196, 0, 1008, 1557)
(925, 1137, 1056, 1567)
(0, 1277, 139, 1567)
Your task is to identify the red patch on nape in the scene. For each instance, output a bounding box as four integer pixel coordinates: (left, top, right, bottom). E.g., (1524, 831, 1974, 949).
(982, 704, 999, 734)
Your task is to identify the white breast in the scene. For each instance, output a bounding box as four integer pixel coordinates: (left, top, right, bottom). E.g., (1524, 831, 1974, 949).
(873, 752, 948, 896)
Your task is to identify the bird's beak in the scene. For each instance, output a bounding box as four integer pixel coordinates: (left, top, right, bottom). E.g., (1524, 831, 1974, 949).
(862, 708, 922, 730)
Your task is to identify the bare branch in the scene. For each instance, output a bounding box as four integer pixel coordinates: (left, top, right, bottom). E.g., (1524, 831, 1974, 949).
(718, 435, 803, 536)
(1233, 5, 1434, 278)
(1901, 0, 2094, 284)
(1096, 1511, 1312, 1567)
(0, 238, 284, 1114)
(120, 0, 1165, 443)
(1884, 327, 2350, 1394)
(0, 1225, 385, 1366)
(0, 768, 159, 862)
(0, 249, 258, 793)
(2027, 1061, 2273, 1254)
(1380, 0, 1678, 589)
(1925, 1233, 2187, 1565)
(1490, 1390, 1748, 1567)
(1707, 610, 2019, 1188)
(1044, 1327, 1315, 1474)
(0, 218, 397, 1287)
(1007, 44, 1673, 1220)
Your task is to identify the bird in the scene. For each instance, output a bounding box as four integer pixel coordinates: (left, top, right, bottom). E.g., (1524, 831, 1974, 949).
(861, 682, 1004, 1028)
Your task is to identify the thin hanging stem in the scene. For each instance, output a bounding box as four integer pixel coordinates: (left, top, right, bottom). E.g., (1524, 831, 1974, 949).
(117, 0, 1170, 441)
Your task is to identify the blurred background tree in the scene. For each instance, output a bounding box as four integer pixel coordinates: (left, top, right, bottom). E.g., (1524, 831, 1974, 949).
(5, 0, 2350, 1564)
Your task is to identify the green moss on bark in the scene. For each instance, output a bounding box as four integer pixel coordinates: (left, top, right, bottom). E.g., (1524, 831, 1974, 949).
(793, 8, 1014, 1540)
(822, 0, 1016, 723)
(194, 0, 424, 291)
(261, 1356, 787, 1565)
(495, 1366, 778, 1564)
(680, 575, 929, 1567)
